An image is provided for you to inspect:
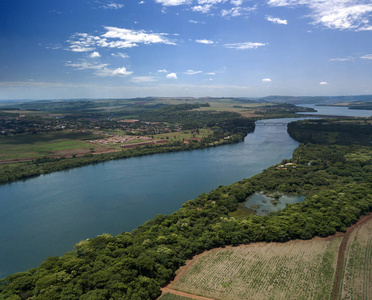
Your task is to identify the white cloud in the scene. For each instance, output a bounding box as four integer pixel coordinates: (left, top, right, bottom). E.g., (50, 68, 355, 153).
(139, 1, 145, 4)
(65, 60, 108, 70)
(196, 39, 214, 44)
(67, 27, 176, 52)
(90, 51, 101, 58)
(192, 5, 212, 13)
(266, 15, 288, 24)
(158, 69, 168, 73)
(155, 0, 191, 6)
(231, 0, 243, 5)
(111, 52, 130, 58)
(189, 20, 206, 24)
(184, 70, 203, 75)
(207, 72, 216, 75)
(101, 3, 124, 9)
(320, 81, 329, 85)
(166, 73, 178, 79)
(130, 76, 157, 83)
(221, 6, 256, 17)
(262, 78, 272, 82)
(330, 57, 355, 61)
(67, 33, 97, 52)
(96, 67, 133, 76)
(268, 0, 372, 31)
(361, 54, 372, 59)
(101, 26, 176, 47)
(224, 42, 266, 49)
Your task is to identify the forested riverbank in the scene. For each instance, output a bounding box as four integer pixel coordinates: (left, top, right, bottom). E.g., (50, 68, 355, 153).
(0, 116, 254, 185)
(1, 119, 372, 299)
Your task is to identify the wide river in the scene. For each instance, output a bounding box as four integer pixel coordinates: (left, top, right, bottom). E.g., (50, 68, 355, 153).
(0, 105, 371, 278)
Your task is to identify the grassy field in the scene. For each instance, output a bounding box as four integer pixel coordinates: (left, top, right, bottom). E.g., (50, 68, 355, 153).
(172, 238, 342, 300)
(337, 218, 372, 300)
(0, 131, 104, 160)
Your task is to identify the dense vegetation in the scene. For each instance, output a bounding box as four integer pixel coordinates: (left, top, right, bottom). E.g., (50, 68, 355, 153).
(287, 118, 372, 145)
(1, 119, 372, 299)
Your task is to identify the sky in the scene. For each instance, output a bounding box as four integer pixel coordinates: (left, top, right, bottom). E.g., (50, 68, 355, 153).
(0, 0, 371, 100)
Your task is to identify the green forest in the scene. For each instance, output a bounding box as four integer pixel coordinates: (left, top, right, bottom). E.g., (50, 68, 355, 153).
(1, 119, 372, 299)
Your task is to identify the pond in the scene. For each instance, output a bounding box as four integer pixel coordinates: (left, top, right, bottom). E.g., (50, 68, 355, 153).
(245, 193, 306, 216)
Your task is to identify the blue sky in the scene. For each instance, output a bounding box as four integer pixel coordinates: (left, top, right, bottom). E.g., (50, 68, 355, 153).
(0, 0, 371, 100)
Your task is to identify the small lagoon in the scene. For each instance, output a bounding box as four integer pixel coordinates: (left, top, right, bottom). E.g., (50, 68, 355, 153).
(245, 193, 306, 216)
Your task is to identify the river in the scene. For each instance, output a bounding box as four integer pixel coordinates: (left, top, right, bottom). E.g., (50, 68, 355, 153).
(0, 105, 371, 278)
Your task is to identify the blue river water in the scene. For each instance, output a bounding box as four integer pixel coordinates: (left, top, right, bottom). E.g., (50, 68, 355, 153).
(0, 105, 371, 278)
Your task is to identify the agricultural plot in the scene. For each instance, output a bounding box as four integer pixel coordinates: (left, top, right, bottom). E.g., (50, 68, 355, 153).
(172, 238, 342, 300)
(0, 131, 104, 160)
(337, 218, 372, 300)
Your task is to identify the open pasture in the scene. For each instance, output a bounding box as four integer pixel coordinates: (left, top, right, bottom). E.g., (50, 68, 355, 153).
(172, 238, 342, 300)
(0, 131, 104, 160)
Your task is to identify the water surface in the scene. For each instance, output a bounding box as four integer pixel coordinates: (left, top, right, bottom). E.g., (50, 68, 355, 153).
(1, 104, 371, 278)
(245, 193, 306, 216)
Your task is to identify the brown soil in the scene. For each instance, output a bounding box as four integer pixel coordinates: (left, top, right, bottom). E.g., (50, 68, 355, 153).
(160, 288, 215, 300)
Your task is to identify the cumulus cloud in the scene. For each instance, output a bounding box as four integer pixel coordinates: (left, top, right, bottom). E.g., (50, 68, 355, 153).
(189, 19, 206, 24)
(130, 76, 157, 83)
(156, 0, 191, 6)
(101, 26, 176, 47)
(330, 57, 355, 61)
(192, 4, 212, 13)
(65, 60, 108, 70)
(65, 60, 132, 77)
(268, 0, 372, 31)
(66, 33, 97, 52)
(67, 27, 176, 52)
(166, 73, 178, 79)
(361, 54, 372, 59)
(101, 3, 124, 9)
(224, 42, 266, 49)
(90, 51, 101, 58)
(96, 67, 133, 76)
(196, 39, 214, 44)
(184, 70, 203, 75)
(320, 81, 329, 85)
(266, 15, 288, 24)
(231, 0, 243, 5)
(111, 52, 130, 58)
(158, 69, 169, 73)
(262, 78, 272, 82)
(221, 5, 256, 17)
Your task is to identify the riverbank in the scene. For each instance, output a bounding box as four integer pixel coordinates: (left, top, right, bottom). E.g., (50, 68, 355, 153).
(0, 130, 249, 185)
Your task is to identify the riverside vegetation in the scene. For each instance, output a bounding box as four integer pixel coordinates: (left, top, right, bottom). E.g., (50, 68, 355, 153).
(0, 99, 312, 184)
(1, 115, 372, 299)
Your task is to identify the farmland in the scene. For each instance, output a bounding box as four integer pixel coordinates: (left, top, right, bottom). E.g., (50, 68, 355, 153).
(337, 217, 372, 300)
(171, 238, 341, 299)
(165, 215, 372, 300)
(0, 131, 105, 161)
